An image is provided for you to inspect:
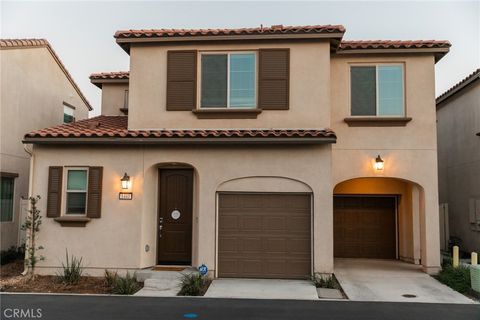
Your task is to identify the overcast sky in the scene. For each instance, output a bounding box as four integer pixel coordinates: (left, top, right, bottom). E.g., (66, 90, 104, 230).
(2, 1, 479, 116)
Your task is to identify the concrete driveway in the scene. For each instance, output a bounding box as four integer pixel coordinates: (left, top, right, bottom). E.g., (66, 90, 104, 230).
(204, 279, 319, 300)
(334, 258, 476, 304)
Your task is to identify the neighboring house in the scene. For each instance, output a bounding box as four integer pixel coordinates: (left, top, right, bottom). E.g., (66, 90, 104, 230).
(0, 39, 91, 250)
(437, 69, 480, 254)
(23, 25, 450, 278)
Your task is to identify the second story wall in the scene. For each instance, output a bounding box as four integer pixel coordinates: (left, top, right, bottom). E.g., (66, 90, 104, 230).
(128, 41, 332, 129)
(101, 83, 129, 115)
(331, 54, 437, 151)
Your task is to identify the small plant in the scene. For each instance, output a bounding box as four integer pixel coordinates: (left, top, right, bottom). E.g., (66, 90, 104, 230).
(112, 272, 140, 295)
(21, 195, 44, 277)
(104, 269, 118, 288)
(0, 246, 25, 265)
(178, 272, 207, 296)
(311, 273, 338, 289)
(435, 263, 471, 294)
(57, 249, 83, 285)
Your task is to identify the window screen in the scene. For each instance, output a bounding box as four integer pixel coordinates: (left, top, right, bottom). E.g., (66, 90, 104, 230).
(0, 177, 14, 222)
(66, 170, 87, 214)
(351, 66, 376, 116)
(378, 66, 404, 116)
(229, 53, 256, 108)
(201, 54, 228, 108)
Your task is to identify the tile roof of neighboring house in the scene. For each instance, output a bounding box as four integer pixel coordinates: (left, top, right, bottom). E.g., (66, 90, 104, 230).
(436, 68, 480, 106)
(89, 71, 130, 88)
(114, 24, 346, 52)
(0, 39, 92, 111)
(23, 116, 336, 144)
(338, 40, 451, 61)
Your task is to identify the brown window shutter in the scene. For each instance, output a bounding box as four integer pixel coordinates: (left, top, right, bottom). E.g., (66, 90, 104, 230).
(87, 167, 103, 218)
(46, 166, 63, 218)
(166, 50, 197, 111)
(258, 49, 290, 110)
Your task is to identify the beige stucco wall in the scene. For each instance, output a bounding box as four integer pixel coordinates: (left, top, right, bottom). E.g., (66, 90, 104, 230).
(100, 83, 129, 116)
(128, 41, 331, 130)
(437, 82, 480, 253)
(30, 144, 333, 276)
(0, 47, 89, 250)
(330, 53, 441, 271)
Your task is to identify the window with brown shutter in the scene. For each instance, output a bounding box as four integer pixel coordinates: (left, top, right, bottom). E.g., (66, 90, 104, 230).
(258, 49, 290, 110)
(166, 50, 197, 111)
(46, 166, 63, 218)
(87, 167, 103, 218)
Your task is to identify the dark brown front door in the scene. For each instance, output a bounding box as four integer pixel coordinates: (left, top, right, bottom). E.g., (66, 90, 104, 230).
(218, 193, 311, 279)
(157, 169, 193, 265)
(334, 196, 396, 259)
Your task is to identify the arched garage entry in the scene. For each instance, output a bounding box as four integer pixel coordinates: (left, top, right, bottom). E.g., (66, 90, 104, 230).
(333, 177, 424, 263)
(216, 176, 313, 279)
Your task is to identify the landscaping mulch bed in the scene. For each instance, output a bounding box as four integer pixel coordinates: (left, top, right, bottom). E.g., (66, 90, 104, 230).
(1, 260, 112, 294)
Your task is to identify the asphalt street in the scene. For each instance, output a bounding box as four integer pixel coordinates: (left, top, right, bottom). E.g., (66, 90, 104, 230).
(1, 293, 479, 320)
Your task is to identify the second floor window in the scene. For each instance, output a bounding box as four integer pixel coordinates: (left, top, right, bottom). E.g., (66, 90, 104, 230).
(0, 176, 14, 222)
(63, 105, 75, 123)
(351, 65, 404, 117)
(200, 52, 256, 108)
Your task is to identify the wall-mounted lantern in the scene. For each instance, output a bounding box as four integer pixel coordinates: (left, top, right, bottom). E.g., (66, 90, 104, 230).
(374, 155, 384, 171)
(121, 172, 131, 190)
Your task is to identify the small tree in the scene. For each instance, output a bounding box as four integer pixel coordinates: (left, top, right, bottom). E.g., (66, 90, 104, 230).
(21, 195, 44, 278)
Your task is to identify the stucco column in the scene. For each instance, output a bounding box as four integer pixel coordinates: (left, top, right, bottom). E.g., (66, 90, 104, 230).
(420, 185, 441, 274)
(412, 185, 421, 264)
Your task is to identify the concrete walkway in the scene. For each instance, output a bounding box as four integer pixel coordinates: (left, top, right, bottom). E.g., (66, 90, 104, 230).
(334, 258, 476, 304)
(134, 268, 195, 297)
(204, 279, 319, 300)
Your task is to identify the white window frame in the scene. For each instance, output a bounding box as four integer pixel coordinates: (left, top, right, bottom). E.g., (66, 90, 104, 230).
(63, 167, 88, 216)
(198, 51, 258, 109)
(349, 63, 406, 117)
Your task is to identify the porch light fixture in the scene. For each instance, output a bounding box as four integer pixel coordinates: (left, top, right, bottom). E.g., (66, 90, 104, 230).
(374, 155, 384, 171)
(121, 173, 131, 189)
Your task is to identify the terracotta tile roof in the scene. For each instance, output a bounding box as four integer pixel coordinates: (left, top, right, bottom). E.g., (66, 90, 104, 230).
(1, 38, 92, 111)
(339, 40, 451, 50)
(436, 68, 480, 105)
(89, 71, 130, 80)
(114, 24, 345, 39)
(24, 116, 336, 144)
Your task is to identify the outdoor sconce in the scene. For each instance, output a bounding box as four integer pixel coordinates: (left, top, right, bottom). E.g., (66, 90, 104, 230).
(374, 155, 385, 171)
(121, 173, 131, 190)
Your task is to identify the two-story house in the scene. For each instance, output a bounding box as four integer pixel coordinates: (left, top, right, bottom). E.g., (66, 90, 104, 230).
(437, 69, 480, 254)
(1, 39, 90, 251)
(23, 25, 450, 278)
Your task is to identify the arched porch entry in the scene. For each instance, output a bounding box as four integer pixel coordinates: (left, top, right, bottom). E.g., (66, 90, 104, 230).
(333, 177, 423, 264)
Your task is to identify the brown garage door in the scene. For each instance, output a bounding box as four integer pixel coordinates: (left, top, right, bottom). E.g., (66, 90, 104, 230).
(334, 196, 396, 259)
(218, 193, 311, 279)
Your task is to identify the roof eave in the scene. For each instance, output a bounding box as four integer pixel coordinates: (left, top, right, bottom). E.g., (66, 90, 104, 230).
(115, 32, 345, 54)
(23, 136, 337, 145)
(436, 72, 480, 106)
(90, 78, 129, 89)
(335, 47, 450, 62)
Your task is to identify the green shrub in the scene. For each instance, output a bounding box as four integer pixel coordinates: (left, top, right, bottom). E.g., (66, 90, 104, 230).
(178, 272, 207, 296)
(57, 250, 83, 285)
(436, 264, 471, 294)
(0, 246, 24, 265)
(112, 272, 140, 295)
(104, 269, 118, 288)
(311, 273, 338, 289)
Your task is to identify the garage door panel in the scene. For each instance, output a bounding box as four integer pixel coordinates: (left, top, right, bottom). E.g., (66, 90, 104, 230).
(334, 196, 396, 259)
(218, 193, 311, 279)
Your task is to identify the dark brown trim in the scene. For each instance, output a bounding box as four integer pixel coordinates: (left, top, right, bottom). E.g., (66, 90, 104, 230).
(23, 136, 337, 145)
(119, 108, 128, 115)
(62, 101, 76, 110)
(90, 78, 129, 89)
(476, 132, 480, 136)
(54, 216, 91, 227)
(0, 172, 19, 178)
(192, 108, 262, 119)
(344, 117, 412, 127)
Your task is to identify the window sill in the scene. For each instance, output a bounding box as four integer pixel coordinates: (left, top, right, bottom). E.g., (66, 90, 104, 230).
(54, 216, 91, 227)
(192, 108, 262, 119)
(344, 117, 412, 127)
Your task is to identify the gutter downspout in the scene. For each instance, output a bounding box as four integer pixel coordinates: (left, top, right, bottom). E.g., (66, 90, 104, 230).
(21, 143, 34, 276)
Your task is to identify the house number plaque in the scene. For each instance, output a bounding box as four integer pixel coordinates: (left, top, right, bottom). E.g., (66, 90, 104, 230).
(171, 209, 181, 220)
(119, 192, 133, 200)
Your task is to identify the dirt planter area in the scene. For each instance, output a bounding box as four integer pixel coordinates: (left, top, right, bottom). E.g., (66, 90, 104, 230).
(1, 260, 141, 295)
